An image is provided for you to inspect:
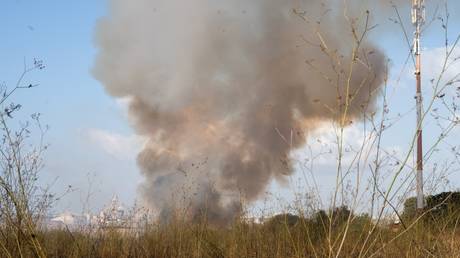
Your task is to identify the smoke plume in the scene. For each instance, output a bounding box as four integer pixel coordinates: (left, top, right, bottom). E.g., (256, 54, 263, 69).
(94, 0, 387, 225)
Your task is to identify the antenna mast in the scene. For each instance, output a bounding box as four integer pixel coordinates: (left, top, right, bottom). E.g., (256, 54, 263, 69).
(412, 0, 425, 210)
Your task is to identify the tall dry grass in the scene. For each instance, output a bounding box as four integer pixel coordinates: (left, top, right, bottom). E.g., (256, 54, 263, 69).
(9, 202, 455, 258)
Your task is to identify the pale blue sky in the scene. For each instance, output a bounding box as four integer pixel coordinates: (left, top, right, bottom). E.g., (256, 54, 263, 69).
(1, 0, 460, 214)
(1, 0, 142, 211)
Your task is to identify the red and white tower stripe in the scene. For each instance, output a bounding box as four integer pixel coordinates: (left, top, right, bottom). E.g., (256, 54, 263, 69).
(412, 0, 425, 210)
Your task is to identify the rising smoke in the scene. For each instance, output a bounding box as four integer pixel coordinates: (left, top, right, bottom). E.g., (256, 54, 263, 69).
(94, 0, 389, 225)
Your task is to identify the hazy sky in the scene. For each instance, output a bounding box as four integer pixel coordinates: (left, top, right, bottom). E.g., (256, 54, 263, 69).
(1, 0, 460, 214)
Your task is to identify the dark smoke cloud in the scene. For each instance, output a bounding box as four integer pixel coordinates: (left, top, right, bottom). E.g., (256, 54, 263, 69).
(94, 0, 388, 224)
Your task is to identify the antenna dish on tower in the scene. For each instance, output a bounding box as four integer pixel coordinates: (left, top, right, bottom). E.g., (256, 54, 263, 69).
(412, 0, 426, 25)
